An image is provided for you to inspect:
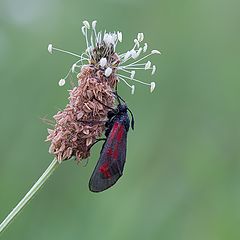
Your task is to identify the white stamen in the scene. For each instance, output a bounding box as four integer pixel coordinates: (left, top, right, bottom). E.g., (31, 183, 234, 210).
(90, 34, 94, 48)
(124, 51, 131, 61)
(118, 73, 151, 86)
(151, 50, 161, 54)
(118, 76, 133, 88)
(145, 61, 151, 70)
(143, 43, 148, 52)
(48, 45, 81, 58)
(151, 65, 156, 75)
(137, 33, 144, 42)
(130, 71, 135, 79)
(83, 20, 90, 29)
(104, 67, 112, 77)
(117, 31, 122, 42)
(58, 79, 65, 86)
(81, 26, 86, 36)
(97, 31, 102, 44)
(150, 82, 156, 92)
(48, 44, 53, 54)
(99, 57, 107, 68)
(92, 20, 97, 30)
(113, 34, 118, 43)
(134, 39, 140, 48)
(122, 52, 154, 67)
(136, 47, 142, 58)
(103, 33, 117, 46)
(130, 49, 138, 59)
(49, 20, 160, 93)
(71, 64, 76, 72)
(86, 46, 94, 55)
(92, 21, 98, 42)
(84, 28, 90, 56)
(131, 85, 135, 94)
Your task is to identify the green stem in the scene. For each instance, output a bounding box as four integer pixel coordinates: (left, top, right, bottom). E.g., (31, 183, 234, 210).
(0, 158, 60, 234)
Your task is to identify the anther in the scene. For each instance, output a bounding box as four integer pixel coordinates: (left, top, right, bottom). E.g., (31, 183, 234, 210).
(83, 20, 90, 29)
(58, 79, 66, 86)
(100, 58, 107, 68)
(151, 50, 161, 54)
(150, 82, 155, 92)
(145, 61, 151, 70)
(104, 67, 112, 77)
(137, 33, 144, 42)
(131, 85, 135, 94)
(151, 65, 156, 75)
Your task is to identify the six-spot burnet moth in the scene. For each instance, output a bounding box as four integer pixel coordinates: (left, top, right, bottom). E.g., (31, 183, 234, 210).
(89, 92, 134, 192)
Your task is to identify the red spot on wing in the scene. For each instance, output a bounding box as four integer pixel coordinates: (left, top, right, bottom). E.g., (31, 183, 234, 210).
(109, 122, 119, 141)
(117, 125, 124, 142)
(107, 148, 113, 157)
(99, 162, 111, 178)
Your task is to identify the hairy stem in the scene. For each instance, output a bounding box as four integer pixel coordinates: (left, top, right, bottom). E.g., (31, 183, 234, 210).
(0, 158, 60, 234)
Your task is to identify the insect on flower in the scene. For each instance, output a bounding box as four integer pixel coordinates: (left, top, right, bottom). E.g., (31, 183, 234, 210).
(89, 93, 134, 192)
(46, 20, 161, 190)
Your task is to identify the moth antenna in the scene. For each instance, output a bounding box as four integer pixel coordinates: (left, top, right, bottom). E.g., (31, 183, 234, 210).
(88, 138, 106, 151)
(113, 90, 126, 104)
(92, 96, 115, 111)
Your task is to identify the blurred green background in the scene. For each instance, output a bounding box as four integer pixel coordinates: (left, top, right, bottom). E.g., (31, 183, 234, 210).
(0, 0, 240, 239)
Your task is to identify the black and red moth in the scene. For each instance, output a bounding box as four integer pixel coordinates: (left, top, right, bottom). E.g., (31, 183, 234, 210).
(89, 96, 134, 192)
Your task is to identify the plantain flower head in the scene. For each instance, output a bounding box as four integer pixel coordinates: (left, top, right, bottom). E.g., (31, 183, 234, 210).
(46, 20, 161, 162)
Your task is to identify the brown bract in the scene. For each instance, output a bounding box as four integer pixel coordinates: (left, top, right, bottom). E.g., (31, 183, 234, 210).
(46, 65, 117, 162)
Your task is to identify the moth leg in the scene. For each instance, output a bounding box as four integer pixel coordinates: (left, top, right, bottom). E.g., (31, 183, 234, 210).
(92, 96, 115, 111)
(88, 138, 106, 151)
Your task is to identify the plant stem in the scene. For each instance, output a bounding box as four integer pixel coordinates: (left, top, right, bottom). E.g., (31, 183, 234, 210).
(0, 158, 60, 234)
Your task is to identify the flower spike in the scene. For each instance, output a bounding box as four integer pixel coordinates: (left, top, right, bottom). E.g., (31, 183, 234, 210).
(46, 20, 161, 162)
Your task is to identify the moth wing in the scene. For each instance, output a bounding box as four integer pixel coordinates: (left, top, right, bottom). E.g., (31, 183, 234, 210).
(89, 121, 128, 192)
